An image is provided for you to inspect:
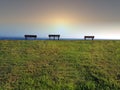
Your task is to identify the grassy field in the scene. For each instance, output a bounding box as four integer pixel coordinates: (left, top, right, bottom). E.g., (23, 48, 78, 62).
(0, 40, 120, 90)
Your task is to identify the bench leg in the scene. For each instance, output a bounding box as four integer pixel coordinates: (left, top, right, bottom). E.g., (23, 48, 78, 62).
(25, 37, 27, 40)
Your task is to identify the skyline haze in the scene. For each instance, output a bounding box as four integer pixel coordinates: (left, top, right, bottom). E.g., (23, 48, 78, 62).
(0, 0, 120, 39)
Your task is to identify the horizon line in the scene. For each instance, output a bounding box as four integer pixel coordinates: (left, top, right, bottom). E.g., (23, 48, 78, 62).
(0, 37, 120, 40)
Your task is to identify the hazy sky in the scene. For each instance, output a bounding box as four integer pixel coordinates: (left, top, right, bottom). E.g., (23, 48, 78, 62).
(0, 0, 120, 39)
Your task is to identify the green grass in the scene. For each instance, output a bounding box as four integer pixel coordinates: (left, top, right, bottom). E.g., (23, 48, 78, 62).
(0, 40, 120, 90)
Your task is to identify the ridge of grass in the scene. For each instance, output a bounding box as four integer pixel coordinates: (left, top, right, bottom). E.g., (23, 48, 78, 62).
(0, 40, 120, 90)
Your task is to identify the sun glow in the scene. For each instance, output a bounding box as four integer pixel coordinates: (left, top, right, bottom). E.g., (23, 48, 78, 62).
(36, 15, 81, 35)
(50, 17, 72, 26)
(34, 15, 77, 35)
(47, 17, 72, 33)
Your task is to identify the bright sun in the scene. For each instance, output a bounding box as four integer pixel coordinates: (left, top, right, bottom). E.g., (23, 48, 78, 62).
(51, 17, 71, 33)
(52, 17, 70, 26)
(41, 16, 75, 33)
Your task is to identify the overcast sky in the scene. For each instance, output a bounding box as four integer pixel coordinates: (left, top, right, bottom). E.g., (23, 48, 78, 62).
(0, 0, 120, 39)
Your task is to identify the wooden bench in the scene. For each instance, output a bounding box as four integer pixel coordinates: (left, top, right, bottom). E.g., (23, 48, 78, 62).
(84, 36, 94, 40)
(48, 34, 60, 40)
(24, 35, 37, 40)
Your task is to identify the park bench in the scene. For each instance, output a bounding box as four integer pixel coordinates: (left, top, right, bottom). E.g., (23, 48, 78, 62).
(84, 36, 94, 40)
(24, 35, 37, 40)
(48, 34, 60, 40)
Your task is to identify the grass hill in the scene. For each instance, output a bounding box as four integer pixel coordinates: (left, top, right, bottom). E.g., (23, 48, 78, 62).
(0, 40, 120, 90)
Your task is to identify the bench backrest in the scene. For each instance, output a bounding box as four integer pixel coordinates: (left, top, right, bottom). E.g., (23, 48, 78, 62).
(24, 35, 37, 38)
(48, 35, 60, 37)
(84, 36, 94, 38)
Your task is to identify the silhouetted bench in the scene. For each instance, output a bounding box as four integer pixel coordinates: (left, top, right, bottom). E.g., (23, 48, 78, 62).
(24, 35, 37, 40)
(84, 36, 94, 40)
(48, 34, 60, 40)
